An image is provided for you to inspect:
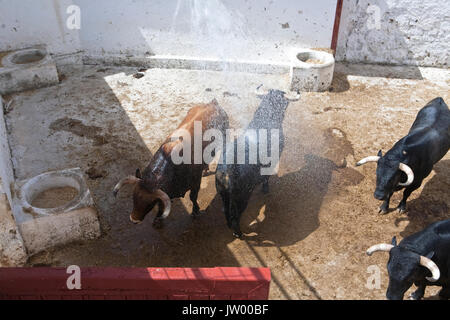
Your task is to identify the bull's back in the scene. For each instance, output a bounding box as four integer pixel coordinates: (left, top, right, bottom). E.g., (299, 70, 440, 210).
(176, 100, 229, 135)
(248, 105, 286, 130)
(409, 97, 450, 134)
(405, 98, 450, 162)
(403, 220, 450, 279)
(161, 101, 229, 156)
(400, 220, 450, 260)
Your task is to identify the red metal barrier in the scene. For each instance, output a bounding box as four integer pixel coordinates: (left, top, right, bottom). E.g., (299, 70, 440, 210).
(0, 267, 271, 300)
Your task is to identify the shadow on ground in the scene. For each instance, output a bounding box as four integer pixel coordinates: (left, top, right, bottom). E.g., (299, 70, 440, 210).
(395, 159, 450, 238)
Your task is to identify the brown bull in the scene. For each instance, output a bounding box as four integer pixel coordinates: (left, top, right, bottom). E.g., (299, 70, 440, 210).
(113, 99, 229, 226)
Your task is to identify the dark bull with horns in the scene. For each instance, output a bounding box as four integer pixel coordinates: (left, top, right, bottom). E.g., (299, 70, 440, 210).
(367, 219, 450, 300)
(356, 97, 449, 213)
(113, 99, 229, 226)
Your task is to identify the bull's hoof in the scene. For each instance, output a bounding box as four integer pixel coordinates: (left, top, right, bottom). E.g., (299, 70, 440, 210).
(233, 231, 243, 239)
(378, 205, 389, 215)
(397, 203, 407, 213)
(409, 291, 424, 300)
(152, 218, 163, 229)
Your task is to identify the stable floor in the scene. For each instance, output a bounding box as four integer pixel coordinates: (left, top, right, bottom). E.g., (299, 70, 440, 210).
(4, 63, 450, 299)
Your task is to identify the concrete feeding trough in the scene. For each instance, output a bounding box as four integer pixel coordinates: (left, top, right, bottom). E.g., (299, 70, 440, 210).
(11, 168, 101, 255)
(289, 49, 335, 92)
(0, 45, 59, 95)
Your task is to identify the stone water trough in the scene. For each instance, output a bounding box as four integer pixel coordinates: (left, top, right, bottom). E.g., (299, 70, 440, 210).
(0, 46, 100, 265)
(0, 45, 59, 95)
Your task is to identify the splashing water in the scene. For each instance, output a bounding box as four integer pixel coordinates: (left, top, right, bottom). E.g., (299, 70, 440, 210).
(171, 0, 252, 65)
(170, 0, 267, 129)
(168, 0, 311, 137)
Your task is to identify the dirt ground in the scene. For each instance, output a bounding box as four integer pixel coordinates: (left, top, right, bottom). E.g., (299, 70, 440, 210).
(4, 63, 450, 299)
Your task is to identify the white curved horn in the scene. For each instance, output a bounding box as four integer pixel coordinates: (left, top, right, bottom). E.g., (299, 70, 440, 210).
(356, 156, 380, 166)
(255, 84, 269, 97)
(398, 163, 414, 186)
(366, 243, 394, 256)
(113, 176, 141, 197)
(153, 189, 172, 219)
(420, 256, 440, 282)
(284, 90, 301, 101)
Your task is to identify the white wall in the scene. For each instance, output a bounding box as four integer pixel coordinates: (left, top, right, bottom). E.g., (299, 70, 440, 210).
(75, 0, 336, 62)
(0, 0, 81, 57)
(1, 0, 336, 63)
(336, 0, 450, 67)
(1, 0, 449, 67)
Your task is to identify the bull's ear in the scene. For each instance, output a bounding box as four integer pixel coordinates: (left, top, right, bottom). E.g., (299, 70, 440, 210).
(425, 251, 434, 259)
(377, 150, 383, 157)
(391, 236, 397, 246)
(135, 168, 142, 179)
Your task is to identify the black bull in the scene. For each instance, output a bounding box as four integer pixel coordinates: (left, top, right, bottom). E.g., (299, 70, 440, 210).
(215, 89, 299, 238)
(357, 97, 450, 213)
(367, 219, 450, 300)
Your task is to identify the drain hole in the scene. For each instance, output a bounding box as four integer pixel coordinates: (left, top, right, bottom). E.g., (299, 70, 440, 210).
(31, 187, 78, 209)
(11, 50, 45, 64)
(296, 52, 324, 64)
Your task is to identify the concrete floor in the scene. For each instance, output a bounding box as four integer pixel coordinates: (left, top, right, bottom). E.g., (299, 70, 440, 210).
(4, 63, 450, 299)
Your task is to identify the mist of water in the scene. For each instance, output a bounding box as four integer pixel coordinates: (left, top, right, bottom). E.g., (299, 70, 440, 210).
(170, 0, 266, 130)
(171, 0, 252, 64)
(169, 2, 332, 176)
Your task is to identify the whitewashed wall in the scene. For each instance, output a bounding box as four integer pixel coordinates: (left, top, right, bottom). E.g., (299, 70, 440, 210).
(336, 0, 450, 67)
(1, 0, 336, 63)
(0, 0, 81, 57)
(0, 0, 448, 67)
(75, 0, 336, 62)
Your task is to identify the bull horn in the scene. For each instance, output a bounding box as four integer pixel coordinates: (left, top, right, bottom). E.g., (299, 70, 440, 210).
(398, 163, 414, 186)
(153, 189, 171, 219)
(366, 243, 394, 256)
(113, 175, 141, 197)
(420, 256, 440, 282)
(284, 90, 301, 101)
(356, 156, 380, 166)
(255, 84, 269, 97)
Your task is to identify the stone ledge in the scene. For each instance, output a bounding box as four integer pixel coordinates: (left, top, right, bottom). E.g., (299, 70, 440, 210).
(11, 168, 101, 256)
(0, 192, 27, 266)
(0, 45, 59, 95)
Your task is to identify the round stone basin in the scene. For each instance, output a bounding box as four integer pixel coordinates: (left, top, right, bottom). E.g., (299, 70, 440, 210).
(296, 50, 334, 67)
(21, 171, 86, 216)
(2, 48, 47, 68)
(290, 49, 335, 92)
(31, 186, 79, 209)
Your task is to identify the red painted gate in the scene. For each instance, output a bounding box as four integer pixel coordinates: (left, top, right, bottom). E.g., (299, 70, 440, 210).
(0, 267, 271, 300)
